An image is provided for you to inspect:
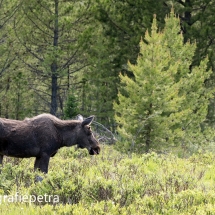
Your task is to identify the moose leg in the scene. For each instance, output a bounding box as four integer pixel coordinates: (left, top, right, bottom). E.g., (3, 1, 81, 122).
(38, 153, 50, 174)
(0, 155, 3, 165)
(0, 155, 3, 174)
(34, 157, 43, 182)
(34, 154, 50, 182)
(34, 157, 41, 171)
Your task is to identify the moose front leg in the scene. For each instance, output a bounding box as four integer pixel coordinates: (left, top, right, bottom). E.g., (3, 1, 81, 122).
(34, 153, 50, 173)
(38, 153, 50, 174)
(34, 154, 50, 182)
(34, 157, 41, 171)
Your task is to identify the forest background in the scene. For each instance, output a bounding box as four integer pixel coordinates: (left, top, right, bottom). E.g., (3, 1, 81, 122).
(1, 0, 215, 152)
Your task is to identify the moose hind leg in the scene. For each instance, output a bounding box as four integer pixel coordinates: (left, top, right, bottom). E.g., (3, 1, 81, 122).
(0, 155, 3, 165)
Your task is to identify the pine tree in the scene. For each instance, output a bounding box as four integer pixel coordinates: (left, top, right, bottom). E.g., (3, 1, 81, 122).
(83, 0, 169, 130)
(63, 93, 78, 119)
(114, 11, 214, 153)
(12, 0, 92, 116)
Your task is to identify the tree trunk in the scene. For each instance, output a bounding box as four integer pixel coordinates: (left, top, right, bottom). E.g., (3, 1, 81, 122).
(50, 0, 59, 116)
(183, 0, 192, 43)
(145, 124, 151, 153)
(50, 65, 58, 115)
(145, 103, 153, 152)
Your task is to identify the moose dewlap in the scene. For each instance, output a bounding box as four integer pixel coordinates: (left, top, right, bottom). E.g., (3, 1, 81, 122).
(0, 113, 100, 173)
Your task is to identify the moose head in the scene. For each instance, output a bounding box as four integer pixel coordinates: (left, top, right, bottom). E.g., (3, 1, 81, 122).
(76, 115, 100, 155)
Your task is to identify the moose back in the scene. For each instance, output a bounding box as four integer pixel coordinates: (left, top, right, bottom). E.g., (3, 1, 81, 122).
(0, 113, 100, 173)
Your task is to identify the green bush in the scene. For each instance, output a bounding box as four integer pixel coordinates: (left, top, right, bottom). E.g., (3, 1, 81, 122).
(0, 146, 215, 214)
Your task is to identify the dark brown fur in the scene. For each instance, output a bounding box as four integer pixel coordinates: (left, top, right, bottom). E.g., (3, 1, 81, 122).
(0, 113, 100, 173)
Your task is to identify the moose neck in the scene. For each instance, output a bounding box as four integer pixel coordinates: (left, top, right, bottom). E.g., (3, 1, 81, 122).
(54, 120, 81, 147)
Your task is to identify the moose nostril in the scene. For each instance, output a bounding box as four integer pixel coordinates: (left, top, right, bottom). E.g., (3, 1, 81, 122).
(89, 146, 100, 155)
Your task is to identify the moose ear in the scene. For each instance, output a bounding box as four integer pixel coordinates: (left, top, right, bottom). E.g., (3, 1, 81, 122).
(77, 114, 84, 121)
(81, 116, 94, 126)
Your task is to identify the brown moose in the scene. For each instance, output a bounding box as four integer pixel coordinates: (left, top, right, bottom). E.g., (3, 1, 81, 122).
(0, 113, 100, 174)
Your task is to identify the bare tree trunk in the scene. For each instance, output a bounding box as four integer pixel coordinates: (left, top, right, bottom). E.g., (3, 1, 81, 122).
(50, 0, 59, 115)
(50, 64, 58, 115)
(183, 0, 192, 43)
(184, 0, 191, 23)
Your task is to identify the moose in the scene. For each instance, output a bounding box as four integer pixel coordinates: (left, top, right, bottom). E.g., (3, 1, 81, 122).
(0, 113, 100, 174)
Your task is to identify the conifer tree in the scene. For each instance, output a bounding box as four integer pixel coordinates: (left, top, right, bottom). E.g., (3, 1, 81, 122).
(114, 11, 214, 152)
(63, 93, 78, 119)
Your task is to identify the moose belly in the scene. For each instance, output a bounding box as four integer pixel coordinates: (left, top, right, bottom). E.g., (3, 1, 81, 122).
(0, 139, 40, 158)
(3, 147, 40, 158)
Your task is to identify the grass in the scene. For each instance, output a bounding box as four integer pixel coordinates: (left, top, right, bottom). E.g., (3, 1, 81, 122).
(0, 145, 215, 214)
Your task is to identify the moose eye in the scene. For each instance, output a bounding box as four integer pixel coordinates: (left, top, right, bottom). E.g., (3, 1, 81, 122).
(86, 126, 92, 135)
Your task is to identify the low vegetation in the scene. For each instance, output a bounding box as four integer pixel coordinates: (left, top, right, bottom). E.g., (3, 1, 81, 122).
(0, 145, 215, 214)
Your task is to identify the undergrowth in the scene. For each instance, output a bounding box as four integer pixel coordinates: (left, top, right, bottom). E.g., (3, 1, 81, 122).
(0, 145, 215, 214)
